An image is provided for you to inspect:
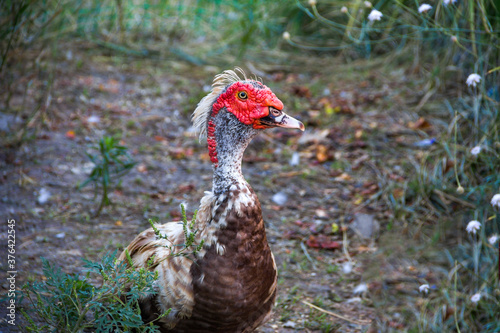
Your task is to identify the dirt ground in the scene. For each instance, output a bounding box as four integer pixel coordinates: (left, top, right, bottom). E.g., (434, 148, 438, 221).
(0, 49, 444, 332)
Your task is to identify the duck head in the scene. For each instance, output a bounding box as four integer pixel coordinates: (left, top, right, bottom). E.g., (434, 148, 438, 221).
(192, 68, 304, 192)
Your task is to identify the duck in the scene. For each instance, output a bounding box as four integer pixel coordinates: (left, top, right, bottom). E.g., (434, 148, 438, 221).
(118, 68, 304, 332)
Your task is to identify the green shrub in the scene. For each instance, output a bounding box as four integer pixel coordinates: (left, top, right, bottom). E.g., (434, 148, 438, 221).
(20, 251, 162, 332)
(79, 136, 136, 216)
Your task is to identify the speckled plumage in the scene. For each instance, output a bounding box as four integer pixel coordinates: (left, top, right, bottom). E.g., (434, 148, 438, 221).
(119, 69, 303, 332)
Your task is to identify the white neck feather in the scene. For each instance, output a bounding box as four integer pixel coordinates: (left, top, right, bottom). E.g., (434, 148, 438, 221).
(211, 109, 258, 194)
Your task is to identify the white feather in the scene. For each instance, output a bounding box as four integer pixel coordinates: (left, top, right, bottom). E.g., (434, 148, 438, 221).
(192, 68, 250, 141)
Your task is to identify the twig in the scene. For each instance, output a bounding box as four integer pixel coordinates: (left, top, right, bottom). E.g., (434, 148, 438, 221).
(341, 204, 353, 263)
(453, 260, 461, 333)
(301, 300, 371, 326)
(432, 189, 476, 208)
(300, 242, 317, 270)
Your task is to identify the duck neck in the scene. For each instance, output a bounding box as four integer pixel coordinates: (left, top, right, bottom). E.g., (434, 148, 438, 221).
(210, 109, 258, 194)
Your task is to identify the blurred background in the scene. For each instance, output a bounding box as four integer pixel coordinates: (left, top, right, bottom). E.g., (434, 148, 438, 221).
(1, 0, 499, 332)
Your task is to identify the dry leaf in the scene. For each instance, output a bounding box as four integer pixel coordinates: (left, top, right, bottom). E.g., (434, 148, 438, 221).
(306, 235, 341, 250)
(355, 129, 363, 139)
(408, 117, 431, 130)
(65, 130, 75, 139)
(335, 172, 352, 181)
(316, 145, 329, 162)
(392, 188, 404, 199)
(291, 86, 311, 98)
(137, 164, 147, 173)
(315, 209, 327, 218)
(154, 136, 167, 142)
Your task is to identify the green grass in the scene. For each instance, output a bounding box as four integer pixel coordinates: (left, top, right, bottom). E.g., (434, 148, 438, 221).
(2, 0, 499, 331)
(20, 251, 161, 332)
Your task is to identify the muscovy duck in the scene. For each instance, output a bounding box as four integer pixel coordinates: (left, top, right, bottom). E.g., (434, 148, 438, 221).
(119, 68, 304, 332)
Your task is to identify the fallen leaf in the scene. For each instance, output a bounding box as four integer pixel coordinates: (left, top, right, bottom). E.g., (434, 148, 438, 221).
(306, 235, 341, 250)
(57, 249, 83, 257)
(356, 246, 372, 252)
(335, 172, 352, 181)
(316, 145, 329, 162)
(315, 209, 327, 218)
(169, 147, 194, 159)
(66, 130, 75, 139)
(176, 184, 195, 194)
(154, 135, 168, 142)
(443, 305, 455, 321)
(408, 117, 431, 130)
(115, 220, 123, 226)
(392, 188, 404, 199)
(291, 85, 311, 98)
(355, 129, 363, 139)
(443, 158, 455, 174)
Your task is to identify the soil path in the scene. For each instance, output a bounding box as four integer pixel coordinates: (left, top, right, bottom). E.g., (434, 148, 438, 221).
(0, 51, 431, 332)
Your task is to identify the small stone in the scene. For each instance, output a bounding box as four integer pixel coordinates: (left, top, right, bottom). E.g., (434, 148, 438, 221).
(55, 232, 65, 239)
(342, 261, 352, 274)
(87, 115, 100, 124)
(353, 283, 368, 295)
(37, 188, 51, 204)
(346, 297, 362, 303)
(272, 192, 288, 206)
(350, 213, 380, 239)
(315, 209, 327, 218)
(289, 152, 300, 166)
(283, 320, 297, 328)
(35, 235, 46, 242)
(342, 261, 353, 274)
(57, 249, 82, 256)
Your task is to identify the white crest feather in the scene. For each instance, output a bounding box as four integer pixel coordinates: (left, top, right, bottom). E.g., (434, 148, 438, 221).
(192, 67, 249, 141)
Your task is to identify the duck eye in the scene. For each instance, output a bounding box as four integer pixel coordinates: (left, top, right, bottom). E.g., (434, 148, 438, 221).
(238, 91, 248, 100)
(271, 108, 281, 116)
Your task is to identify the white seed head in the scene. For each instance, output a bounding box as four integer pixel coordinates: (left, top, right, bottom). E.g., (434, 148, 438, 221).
(466, 220, 481, 234)
(490, 194, 500, 208)
(364, 1, 372, 8)
(282, 31, 291, 40)
(488, 234, 499, 245)
(466, 73, 481, 87)
(456, 186, 464, 194)
(419, 284, 430, 293)
(341, 6, 348, 13)
(368, 9, 383, 21)
(471, 293, 481, 303)
(418, 4, 432, 13)
(470, 146, 481, 156)
(308, 0, 317, 6)
(451, 35, 458, 43)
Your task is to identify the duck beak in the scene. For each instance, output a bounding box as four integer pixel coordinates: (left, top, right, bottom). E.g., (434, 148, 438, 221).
(257, 107, 305, 131)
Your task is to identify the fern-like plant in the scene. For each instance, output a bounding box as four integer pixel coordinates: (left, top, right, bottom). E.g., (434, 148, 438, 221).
(20, 251, 164, 332)
(149, 204, 205, 259)
(79, 136, 136, 217)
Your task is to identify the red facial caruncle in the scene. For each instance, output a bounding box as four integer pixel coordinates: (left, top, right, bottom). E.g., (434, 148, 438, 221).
(207, 82, 284, 167)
